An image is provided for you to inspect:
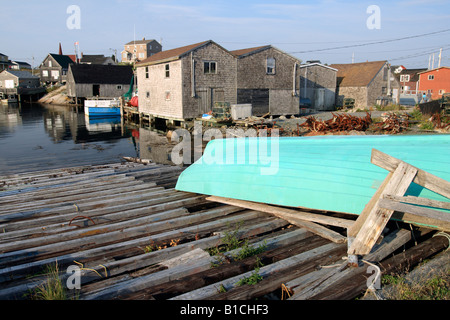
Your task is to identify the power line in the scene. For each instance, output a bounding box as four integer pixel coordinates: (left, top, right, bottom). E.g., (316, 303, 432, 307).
(288, 28, 450, 54)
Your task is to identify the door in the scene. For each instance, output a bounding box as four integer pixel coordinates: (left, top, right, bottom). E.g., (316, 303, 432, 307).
(197, 88, 211, 114)
(315, 88, 325, 110)
(93, 84, 100, 96)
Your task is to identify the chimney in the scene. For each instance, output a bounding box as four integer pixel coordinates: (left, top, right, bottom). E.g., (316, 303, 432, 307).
(142, 37, 145, 41)
(59, 43, 63, 55)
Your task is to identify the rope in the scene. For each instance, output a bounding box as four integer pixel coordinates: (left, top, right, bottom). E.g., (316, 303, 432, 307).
(432, 232, 450, 252)
(68, 215, 96, 227)
(73, 260, 107, 279)
(281, 283, 292, 300)
(361, 259, 384, 300)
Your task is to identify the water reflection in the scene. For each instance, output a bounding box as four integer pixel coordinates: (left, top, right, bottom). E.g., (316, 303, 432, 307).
(0, 103, 178, 175)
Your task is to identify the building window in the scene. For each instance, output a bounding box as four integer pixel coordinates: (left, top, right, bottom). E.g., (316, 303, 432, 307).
(42, 70, 48, 77)
(266, 58, 275, 74)
(145, 66, 149, 79)
(204, 61, 217, 74)
(439, 89, 445, 95)
(139, 52, 145, 59)
(427, 89, 432, 94)
(400, 75, 410, 82)
(146, 91, 150, 98)
(382, 87, 387, 95)
(165, 91, 171, 101)
(165, 64, 170, 78)
(48, 60, 52, 67)
(428, 75, 435, 80)
(383, 68, 388, 81)
(116, 85, 123, 90)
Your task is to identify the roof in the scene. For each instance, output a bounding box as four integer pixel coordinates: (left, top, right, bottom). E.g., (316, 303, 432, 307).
(136, 41, 212, 66)
(1, 70, 39, 79)
(80, 55, 114, 64)
(231, 46, 271, 58)
(299, 62, 338, 72)
(231, 45, 301, 63)
(69, 64, 133, 84)
(125, 39, 157, 45)
(329, 60, 387, 87)
(48, 54, 74, 69)
(417, 66, 450, 74)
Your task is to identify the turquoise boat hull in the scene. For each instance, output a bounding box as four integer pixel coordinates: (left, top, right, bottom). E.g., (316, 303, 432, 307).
(175, 135, 450, 215)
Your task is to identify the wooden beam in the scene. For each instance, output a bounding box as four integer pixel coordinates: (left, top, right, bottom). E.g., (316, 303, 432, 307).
(206, 196, 349, 244)
(371, 148, 450, 199)
(348, 162, 418, 256)
(379, 197, 450, 232)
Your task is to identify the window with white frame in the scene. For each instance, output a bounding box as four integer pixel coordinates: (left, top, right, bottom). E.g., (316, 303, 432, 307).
(266, 58, 275, 74)
(204, 61, 217, 74)
(116, 85, 123, 90)
(428, 74, 435, 80)
(139, 52, 145, 59)
(165, 64, 170, 78)
(400, 75, 410, 82)
(439, 89, 445, 95)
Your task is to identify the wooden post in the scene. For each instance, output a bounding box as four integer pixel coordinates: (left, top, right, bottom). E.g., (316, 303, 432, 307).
(348, 161, 418, 256)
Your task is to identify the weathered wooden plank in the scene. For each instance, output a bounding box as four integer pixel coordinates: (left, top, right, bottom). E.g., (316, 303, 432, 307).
(0, 209, 258, 268)
(0, 190, 192, 237)
(206, 196, 354, 229)
(0, 214, 287, 292)
(83, 248, 215, 300)
(290, 228, 412, 299)
(0, 196, 212, 255)
(170, 242, 344, 300)
(347, 171, 393, 238)
(129, 234, 327, 300)
(348, 162, 418, 255)
(384, 194, 450, 210)
(371, 148, 450, 199)
(379, 198, 450, 232)
(311, 235, 449, 300)
(207, 196, 348, 243)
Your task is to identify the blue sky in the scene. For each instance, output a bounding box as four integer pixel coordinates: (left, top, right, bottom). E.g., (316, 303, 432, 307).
(1, 0, 450, 68)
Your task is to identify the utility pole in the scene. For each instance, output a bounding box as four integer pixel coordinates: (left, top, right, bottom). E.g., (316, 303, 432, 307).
(438, 48, 442, 68)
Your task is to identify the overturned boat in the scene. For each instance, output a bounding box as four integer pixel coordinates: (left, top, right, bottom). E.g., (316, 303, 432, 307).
(175, 134, 450, 215)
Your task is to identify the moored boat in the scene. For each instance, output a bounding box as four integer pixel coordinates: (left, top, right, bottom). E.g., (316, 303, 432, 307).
(84, 98, 121, 117)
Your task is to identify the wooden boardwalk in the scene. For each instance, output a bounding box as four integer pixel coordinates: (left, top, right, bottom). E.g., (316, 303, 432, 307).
(0, 161, 447, 300)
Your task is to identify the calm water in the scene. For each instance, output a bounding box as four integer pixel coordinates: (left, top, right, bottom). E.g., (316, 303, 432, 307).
(0, 103, 174, 175)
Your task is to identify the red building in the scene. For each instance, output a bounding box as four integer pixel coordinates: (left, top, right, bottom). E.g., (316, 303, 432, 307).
(418, 67, 450, 100)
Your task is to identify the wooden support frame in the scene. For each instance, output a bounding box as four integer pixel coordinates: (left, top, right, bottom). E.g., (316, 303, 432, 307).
(206, 196, 351, 244)
(347, 149, 450, 262)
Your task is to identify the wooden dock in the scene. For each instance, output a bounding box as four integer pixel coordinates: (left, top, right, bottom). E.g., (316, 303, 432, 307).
(0, 160, 448, 301)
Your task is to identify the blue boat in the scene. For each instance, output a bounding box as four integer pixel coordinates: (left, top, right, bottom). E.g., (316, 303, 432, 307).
(175, 134, 450, 215)
(84, 99, 121, 117)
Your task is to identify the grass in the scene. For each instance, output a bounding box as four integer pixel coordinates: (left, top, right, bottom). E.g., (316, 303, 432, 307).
(382, 273, 449, 300)
(207, 222, 268, 267)
(374, 104, 406, 111)
(381, 258, 450, 300)
(31, 262, 78, 300)
(236, 257, 264, 286)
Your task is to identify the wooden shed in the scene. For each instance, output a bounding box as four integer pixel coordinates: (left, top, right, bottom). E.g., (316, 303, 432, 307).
(67, 64, 133, 104)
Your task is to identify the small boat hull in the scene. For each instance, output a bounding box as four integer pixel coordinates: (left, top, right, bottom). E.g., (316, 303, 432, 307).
(175, 134, 450, 215)
(84, 99, 121, 117)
